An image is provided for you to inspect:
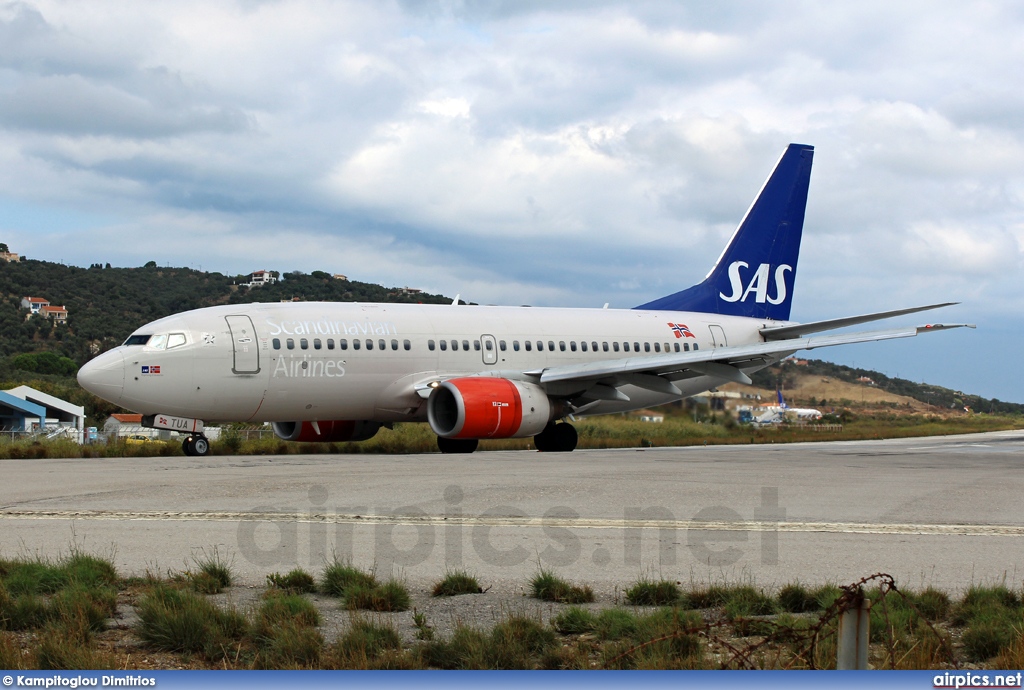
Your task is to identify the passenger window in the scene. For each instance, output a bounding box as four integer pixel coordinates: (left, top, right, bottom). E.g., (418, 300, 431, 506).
(603, 342, 609, 352)
(674, 342, 680, 353)
(634, 342, 640, 352)
(654, 342, 660, 352)
(623, 342, 629, 352)
(440, 340, 447, 351)
(451, 340, 458, 351)
(366, 339, 374, 350)
(693, 343, 699, 350)
(580, 341, 587, 352)
(148, 334, 167, 350)
(664, 343, 670, 353)
(613, 342, 620, 352)
(525, 341, 532, 351)
(683, 343, 690, 352)
(644, 343, 651, 352)
(548, 341, 555, 351)
(537, 341, 544, 351)
(462, 340, 470, 351)
(391, 339, 398, 350)
(485, 340, 493, 351)
(327, 339, 335, 350)
(428, 340, 435, 351)
(379, 339, 386, 350)
(353, 339, 361, 350)
(167, 333, 187, 349)
(570, 341, 577, 352)
(286, 338, 295, 350)
(403, 339, 411, 351)
(314, 338, 322, 350)
(513, 340, 520, 351)
(474, 340, 481, 351)
(272, 338, 281, 350)
(592, 341, 598, 352)
(499, 340, 506, 351)
(340, 339, 348, 350)
(300, 338, 309, 350)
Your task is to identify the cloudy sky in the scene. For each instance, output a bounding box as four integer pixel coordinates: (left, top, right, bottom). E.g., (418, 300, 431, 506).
(1, 1, 1021, 401)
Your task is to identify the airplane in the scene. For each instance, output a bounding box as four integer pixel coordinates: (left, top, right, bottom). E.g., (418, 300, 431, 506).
(754, 388, 822, 424)
(77, 144, 972, 456)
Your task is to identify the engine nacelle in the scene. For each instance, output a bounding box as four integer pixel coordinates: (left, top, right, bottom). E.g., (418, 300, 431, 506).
(427, 377, 556, 439)
(271, 420, 381, 443)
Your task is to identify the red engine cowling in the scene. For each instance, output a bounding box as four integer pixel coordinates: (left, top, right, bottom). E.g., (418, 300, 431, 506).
(427, 378, 555, 439)
(271, 420, 381, 443)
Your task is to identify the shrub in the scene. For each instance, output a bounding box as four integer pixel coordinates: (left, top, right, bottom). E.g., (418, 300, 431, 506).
(778, 582, 818, 613)
(327, 619, 403, 668)
(136, 584, 248, 658)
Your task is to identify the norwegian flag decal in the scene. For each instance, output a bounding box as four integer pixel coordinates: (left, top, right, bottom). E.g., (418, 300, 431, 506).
(668, 323, 695, 339)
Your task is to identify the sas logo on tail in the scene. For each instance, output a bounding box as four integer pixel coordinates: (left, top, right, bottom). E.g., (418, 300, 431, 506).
(668, 323, 695, 339)
(719, 262, 793, 305)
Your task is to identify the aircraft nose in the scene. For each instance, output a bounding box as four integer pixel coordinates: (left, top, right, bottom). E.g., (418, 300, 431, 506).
(77, 349, 125, 403)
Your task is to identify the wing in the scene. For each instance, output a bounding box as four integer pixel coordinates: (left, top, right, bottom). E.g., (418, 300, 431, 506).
(528, 322, 973, 402)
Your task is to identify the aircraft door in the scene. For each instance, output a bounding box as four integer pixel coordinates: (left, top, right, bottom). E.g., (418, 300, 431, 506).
(481, 334, 498, 365)
(708, 324, 728, 349)
(225, 315, 260, 374)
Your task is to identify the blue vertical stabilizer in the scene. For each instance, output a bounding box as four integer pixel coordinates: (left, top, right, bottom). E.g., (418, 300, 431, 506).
(635, 143, 814, 320)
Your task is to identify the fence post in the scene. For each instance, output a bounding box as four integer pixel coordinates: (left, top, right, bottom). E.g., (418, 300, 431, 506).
(837, 588, 870, 669)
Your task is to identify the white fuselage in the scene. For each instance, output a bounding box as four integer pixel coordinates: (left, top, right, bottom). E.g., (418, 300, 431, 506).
(82, 302, 779, 424)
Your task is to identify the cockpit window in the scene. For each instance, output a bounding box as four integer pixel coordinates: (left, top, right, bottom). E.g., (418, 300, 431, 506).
(124, 335, 151, 346)
(167, 333, 187, 349)
(148, 334, 167, 350)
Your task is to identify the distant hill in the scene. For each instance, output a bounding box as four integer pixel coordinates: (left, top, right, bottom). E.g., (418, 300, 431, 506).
(747, 359, 1023, 415)
(0, 259, 451, 368)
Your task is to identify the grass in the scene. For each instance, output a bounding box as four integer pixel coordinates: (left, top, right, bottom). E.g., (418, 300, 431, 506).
(345, 579, 411, 612)
(319, 558, 377, 597)
(625, 577, 683, 606)
(267, 568, 317, 593)
(530, 569, 595, 604)
(432, 570, 483, 597)
(135, 583, 248, 659)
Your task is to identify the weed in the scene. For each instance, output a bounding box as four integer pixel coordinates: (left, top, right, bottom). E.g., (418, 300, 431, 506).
(423, 625, 489, 669)
(432, 570, 482, 597)
(625, 578, 682, 606)
(722, 585, 777, 619)
(686, 583, 730, 609)
(266, 568, 317, 593)
(190, 549, 233, 593)
(136, 584, 248, 659)
(412, 609, 434, 640)
(257, 592, 321, 629)
(320, 558, 377, 597)
(595, 608, 639, 640)
(552, 606, 597, 635)
(34, 626, 117, 670)
(345, 579, 411, 612)
(0, 631, 27, 669)
(326, 618, 403, 668)
(530, 569, 594, 604)
(778, 582, 818, 613)
(909, 587, 952, 621)
(487, 615, 557, 669)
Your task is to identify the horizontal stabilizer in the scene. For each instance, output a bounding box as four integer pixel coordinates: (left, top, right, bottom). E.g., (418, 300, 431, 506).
(760, 303, 959, 340)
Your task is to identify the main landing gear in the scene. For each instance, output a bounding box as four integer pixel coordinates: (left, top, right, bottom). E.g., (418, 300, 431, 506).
(533, 422, 578, 453)
(182, 435, 211, 457)
(437, 437, 479, 454)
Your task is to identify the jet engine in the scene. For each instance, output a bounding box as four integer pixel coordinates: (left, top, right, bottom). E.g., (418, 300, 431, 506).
(271, 420, 381, 443)
(427, 377, 556, 439)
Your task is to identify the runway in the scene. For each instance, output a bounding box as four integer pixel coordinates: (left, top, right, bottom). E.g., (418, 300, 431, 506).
(2, 430, 1022, 593)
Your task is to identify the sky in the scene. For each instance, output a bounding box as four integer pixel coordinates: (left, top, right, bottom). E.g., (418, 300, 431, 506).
(0, 1, 1021, 402)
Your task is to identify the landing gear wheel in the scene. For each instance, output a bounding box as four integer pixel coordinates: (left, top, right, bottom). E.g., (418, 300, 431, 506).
(534, 422, 578, 452)
(182, 435, 211, 457)
(437, 437, 479, 454)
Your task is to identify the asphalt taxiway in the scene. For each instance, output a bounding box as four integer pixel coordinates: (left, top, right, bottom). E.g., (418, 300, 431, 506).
(2, 430, 1022, 593)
